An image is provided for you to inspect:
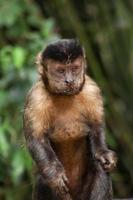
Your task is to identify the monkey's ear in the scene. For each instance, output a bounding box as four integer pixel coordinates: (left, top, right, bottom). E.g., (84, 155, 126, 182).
(35, 52, 44, 75)
(82, 47, 86, 59)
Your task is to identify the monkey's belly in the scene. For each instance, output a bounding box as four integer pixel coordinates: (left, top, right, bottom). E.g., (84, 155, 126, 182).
(52, 139, 88, 192)
(49, 118, 89, 191)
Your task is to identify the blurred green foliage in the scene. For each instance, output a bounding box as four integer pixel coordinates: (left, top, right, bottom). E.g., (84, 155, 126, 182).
(0, 0, 59, 199)
(0, 0, 133, 199)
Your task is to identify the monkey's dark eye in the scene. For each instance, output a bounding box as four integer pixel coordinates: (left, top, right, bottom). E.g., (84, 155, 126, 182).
(57, 68, 65, 74)
(71, 65, 80, 73)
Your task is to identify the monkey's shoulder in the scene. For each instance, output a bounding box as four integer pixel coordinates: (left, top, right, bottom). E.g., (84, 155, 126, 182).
(25, 80, 51, 109)
(79, 75, 104, 124)
(24, 81, 52, 138)
(81, 76, 102, 100)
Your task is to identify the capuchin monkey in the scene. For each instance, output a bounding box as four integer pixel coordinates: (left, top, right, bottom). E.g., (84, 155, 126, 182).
(23, 39, 117, 200)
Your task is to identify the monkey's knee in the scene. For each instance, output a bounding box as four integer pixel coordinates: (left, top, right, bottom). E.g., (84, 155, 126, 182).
(33, 175, 58, 200)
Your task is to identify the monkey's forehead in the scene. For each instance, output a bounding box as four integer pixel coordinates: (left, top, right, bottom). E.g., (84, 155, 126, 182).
(42, 39, 83, 63)
(46, 56, 83, 67)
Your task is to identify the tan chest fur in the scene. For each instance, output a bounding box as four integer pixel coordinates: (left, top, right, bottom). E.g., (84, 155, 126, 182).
(48, 76, 103, 143)
(49, 95, 89, 142)
(27, 76, 103, 141)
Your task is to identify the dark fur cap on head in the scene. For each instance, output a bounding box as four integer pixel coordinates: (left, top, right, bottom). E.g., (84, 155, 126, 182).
(42, 39, 84, 63)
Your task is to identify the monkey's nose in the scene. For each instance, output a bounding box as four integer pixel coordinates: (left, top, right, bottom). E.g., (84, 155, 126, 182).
(65, 80, 74, 84)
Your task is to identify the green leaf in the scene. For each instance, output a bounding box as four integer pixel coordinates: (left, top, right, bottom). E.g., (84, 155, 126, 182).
(0, 128, 10, 158)
(11, 150, 25, 184)
(0, 46, 13, 73)
(0, 0, 22, 27)
(0, 91, 9, 109)
(12, 47, 26, 69)
(41, 19, 54, 38)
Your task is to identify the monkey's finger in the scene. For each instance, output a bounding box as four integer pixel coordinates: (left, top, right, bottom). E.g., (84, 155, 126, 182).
(58, 186, 68, 195)
(104, 160, 117, 171)
(62, 174, 69, 184)
(104, 164, 114, 172)
(62, 184, 69, 193)
(59, 178, 69, 193)
(55, 185, 66, 196)
(103, 154, 116, 165)
(62, 183, 69, 193)
(56, 188, 67, 199)
(97, 156, 106, 164)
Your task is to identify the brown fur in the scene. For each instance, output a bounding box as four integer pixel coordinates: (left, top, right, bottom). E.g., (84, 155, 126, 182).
(24, 75, 104, 194)
(24, 75, 103, 139)
(23, 42, 116, 200)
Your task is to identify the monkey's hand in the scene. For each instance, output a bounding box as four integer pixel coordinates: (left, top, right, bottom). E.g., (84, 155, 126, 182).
(47, 171, 73, 200)
(95, 149, 117, 172)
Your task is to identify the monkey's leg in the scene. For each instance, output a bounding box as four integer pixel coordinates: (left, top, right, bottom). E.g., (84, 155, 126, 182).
(33, 174, 58, 200)
(78, 165, 112, 200)
(90, 123, 117, 172)
(89, 169, 113, 200)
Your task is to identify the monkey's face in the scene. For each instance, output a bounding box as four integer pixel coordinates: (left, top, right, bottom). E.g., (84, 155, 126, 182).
(45, 57, 86, 95)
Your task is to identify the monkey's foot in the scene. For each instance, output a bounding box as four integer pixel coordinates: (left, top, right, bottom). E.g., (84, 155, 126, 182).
(95, 149, 117, 172)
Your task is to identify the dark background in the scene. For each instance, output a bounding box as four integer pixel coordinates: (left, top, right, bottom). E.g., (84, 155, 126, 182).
(0, 0, 133, 199)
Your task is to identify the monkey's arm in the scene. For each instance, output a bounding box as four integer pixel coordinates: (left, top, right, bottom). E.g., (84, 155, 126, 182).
(90, 123, 117, 172)
(23, 85, 72, 199)
(85, 78, 117, 171)
(25, 133, 65, 181)
(23, 118, 73, 200)
(25, 132, 71, 198)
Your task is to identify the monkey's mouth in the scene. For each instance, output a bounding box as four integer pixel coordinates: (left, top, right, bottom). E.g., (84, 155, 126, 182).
(66, 86, 74, 92)
(65, 84, 75, 91)
(49, 80, 85, 96)
(62, 85, 79, 95)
